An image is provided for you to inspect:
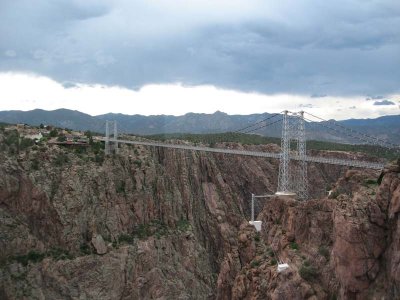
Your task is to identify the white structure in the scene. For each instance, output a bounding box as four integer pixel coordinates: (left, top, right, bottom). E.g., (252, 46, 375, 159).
(277, 263, 289, 273)
(23, 132, 43, 140)
(248, 193, 274, 232)
(249, 220, 262, 232)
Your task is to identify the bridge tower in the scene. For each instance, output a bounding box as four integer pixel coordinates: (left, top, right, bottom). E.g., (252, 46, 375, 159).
(277, 111, 308, 200)
(105, 120, 118, 155)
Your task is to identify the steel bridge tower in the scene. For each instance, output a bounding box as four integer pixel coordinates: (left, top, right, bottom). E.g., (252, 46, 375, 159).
(277, 111, 308, 200)
(105, 120, 118, 155)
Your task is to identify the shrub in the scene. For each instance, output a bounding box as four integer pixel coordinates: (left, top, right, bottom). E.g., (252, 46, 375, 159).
(118, 234, 134, 244)
(20, 137, 34, 150)
(177, 219, 191, 232)
(31, 158, 39, 170)
(57, 135, 66, 142)
(47, 248, 73, 260)
(328, 190, 340, 199)
(54, 152, 69, 166)
(364, 179, 378, 185)
(270, 258, 277, 266)
(79, 243, 92, 255)
(132, 220, 168, 239)
(133, 160, 142, 168)
(250, 260, 260, 268)
(318, 246, 330, 260)
(91, 141, 102, 154)
(49, 129, 58, 137)
(27, 250, 46, 263)
(267, 248, 275, 257)
(94, 153, 104, 165)
(290, 242, 299, 250)
(115, 181, 126, 194)
(12, 250, 46, 266)
(299, 262, 318, 281)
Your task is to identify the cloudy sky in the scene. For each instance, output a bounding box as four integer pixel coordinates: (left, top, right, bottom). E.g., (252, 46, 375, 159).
(0, 0, 399, 119)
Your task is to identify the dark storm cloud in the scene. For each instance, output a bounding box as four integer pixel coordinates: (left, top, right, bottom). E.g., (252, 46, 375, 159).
(0, 0, 399, 96)
(373, 100, 395, 106)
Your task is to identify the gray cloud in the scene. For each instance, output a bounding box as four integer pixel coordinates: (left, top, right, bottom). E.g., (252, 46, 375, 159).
(299, 103, 314, 108)
(366, 95, 384, 100)
(0, 0, 399, 96)
(373, 100, 395, 105)
(311, 94, 327, 98)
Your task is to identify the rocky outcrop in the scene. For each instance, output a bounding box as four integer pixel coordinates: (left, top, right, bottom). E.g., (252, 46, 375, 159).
(215, 160, 400, 300)
(0, 131, 398, 299)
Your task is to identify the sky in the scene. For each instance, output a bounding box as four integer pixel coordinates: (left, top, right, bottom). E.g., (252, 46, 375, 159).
(0, 0, 399, 120)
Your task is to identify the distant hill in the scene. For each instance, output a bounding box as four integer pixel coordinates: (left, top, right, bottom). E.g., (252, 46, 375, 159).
(0, 108, 399, 145)
(0, 109, 105, 133)
(96, 111, 277, 136)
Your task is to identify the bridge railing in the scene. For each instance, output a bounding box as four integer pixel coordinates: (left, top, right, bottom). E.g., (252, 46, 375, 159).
(103, 138, 385, 170)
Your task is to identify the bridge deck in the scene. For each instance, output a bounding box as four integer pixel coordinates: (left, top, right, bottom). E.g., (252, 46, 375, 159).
(105, 138, 385, 170)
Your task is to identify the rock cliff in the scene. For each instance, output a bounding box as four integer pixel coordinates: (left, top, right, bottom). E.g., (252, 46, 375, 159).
(0, 133, 398, 299)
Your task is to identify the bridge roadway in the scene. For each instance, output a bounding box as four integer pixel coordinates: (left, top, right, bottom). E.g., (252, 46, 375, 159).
(105, 138, 385, 170)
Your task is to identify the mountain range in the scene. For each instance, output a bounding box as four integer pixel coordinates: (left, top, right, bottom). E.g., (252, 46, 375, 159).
(0, 108, 399, 145)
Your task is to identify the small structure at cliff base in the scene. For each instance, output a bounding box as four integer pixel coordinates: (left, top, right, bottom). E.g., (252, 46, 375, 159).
(277, 263, 289, 273)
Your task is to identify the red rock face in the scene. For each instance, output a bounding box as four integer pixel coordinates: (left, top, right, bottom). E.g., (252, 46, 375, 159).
(0, 138, 398, 299)
(217, 163, 400, 300)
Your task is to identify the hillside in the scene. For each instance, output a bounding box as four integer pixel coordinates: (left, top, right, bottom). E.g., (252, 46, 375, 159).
(0, 125, 400, 299)
(1, 109, 399, 144)
(0, 109, 104, 133)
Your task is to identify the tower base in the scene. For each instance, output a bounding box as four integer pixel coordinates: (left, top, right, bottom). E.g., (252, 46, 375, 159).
(249, 221, 262, 232)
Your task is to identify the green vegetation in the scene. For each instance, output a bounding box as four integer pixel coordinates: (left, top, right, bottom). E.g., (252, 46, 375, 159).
(47, 248, 73, 260)
(143, 132, 399, 160)
(133, 159, 142, 168)
(318, 246, 330, 260)
(57, 134, 66, 142)
(299, 261, 318, 281)
(118, 233, 134, 244)
(266, 247, 275, 257)
(115, 180, 126, 194)
(49, 128, 58, 137)
(289, 242, 299, 250)
(306, 140, 399, 160)
(30, 157, 40, 170)
(270, 258, 277, 266)
(250, 260, 261, 268)
(363, 179, 379, 187)
(145, 132, 280, 147)
(133, 220, 169, 239)
(10, 248, 73, 266)
(53, 152, 69, 167)
(1, 129, 35, 154)
(80, 243, 92, 255)
(176, 218, 191, 232)
(19, 137, 34, 150)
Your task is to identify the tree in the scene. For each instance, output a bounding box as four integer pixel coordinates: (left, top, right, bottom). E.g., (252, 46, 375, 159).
(49, 129, 58, 137)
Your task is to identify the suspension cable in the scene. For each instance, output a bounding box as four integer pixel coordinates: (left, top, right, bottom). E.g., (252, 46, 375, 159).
(304, 112, 399, 149)
(234, 111, 283, 133)
(242, 118, 282, 134)
(304, 117, 400, 157)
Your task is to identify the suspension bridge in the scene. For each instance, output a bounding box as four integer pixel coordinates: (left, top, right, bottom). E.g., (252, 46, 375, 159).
(101, 110, 398, 201)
